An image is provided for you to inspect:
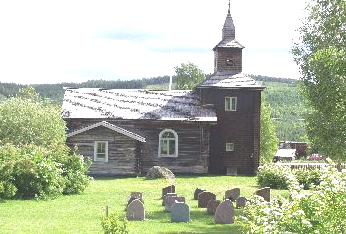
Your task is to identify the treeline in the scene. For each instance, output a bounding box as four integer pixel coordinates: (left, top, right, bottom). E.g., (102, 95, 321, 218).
(257, 78, 307, 142)
(0, 75, 306, 141)
(0, 76, 178, 103)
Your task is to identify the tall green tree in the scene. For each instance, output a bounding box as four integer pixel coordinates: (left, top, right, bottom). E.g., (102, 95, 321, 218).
(0, 86, 66, 147)
(292, 0, 346, 160)
(0, 87, 91, 199)
(175, 62, 205, 90)
(260, 96, 278, 164)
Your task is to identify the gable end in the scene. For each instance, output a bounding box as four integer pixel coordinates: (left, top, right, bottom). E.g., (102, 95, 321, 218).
(67, 121, 146, 142)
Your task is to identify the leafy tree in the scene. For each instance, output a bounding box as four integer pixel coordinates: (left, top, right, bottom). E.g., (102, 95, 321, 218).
(260, 96, 278, 164)
(0, 87, 91, 199)
(292, 0, 346, 160)
(0, 87, 66, 147)
(175, 62, 205, 90)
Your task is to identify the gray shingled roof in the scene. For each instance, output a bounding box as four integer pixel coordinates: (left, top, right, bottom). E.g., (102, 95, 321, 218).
(197, 72, 264, 89)
(213, 38, 244, 49)
(62, 88, 216, 121)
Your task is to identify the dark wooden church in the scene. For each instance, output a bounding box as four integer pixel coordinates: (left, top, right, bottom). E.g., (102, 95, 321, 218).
(62, 6, 264, 175)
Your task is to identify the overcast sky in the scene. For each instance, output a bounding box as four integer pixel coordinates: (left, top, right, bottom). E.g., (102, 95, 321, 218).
(0, 0, 308, 84)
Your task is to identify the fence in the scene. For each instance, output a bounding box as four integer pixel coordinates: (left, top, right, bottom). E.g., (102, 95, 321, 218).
(275, 163, 346, 170)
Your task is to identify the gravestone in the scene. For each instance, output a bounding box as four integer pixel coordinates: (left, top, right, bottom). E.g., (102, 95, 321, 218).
(198, 191, 216, 208)
(130, 192, 142, 200)
(194, 188, 206, 200)
(236, 196, 247, 209)
(162, 193, 177, 206)
(162, 185, 176, 198)
(171, 202, 190, 222)
(165, 196, 185, 212)
(255, 187, 270, 202)
(127, 196, 144, 207)
(215, 199, 234, 224)
(207, 200, 221, 215)
(126, 199, 145, 221)
(224, 188, 240, 201)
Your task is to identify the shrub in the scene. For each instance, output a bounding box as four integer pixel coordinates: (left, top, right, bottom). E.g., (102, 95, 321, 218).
(257, 163, 292, 189)
(0, 89, 92, 199)
(239, 158, 346, 234)
(61, 152, 92, 194)
(0, 181, 17, 199)
(293, 168, 321, 190)
(101, 213, 130, 234)
(0, 143, 91, 199)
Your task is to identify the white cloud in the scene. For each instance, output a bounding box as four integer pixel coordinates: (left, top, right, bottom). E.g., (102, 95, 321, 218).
(0, 0, 308, 84)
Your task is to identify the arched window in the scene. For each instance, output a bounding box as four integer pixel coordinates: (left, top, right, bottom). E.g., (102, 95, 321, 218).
(158, 129, 178, 157)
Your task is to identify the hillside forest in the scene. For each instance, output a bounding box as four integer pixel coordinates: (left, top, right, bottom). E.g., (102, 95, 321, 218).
(0, 75, 307, 142)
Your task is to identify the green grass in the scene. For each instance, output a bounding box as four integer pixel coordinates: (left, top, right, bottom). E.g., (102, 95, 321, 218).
(0, 175, 288, 234)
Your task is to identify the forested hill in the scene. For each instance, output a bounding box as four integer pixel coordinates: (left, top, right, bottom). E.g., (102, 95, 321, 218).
(0, 75, 306, 141)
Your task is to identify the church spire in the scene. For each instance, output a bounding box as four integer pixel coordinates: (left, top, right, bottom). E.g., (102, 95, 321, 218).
(228, 0, 230, 14)
(222, 0, 235, 41)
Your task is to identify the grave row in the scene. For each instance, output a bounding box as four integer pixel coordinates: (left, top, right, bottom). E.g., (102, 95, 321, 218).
(124, 185, 271, 223)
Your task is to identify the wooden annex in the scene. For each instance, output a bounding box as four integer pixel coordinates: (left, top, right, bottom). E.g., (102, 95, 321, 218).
(62, 6, 264, 175)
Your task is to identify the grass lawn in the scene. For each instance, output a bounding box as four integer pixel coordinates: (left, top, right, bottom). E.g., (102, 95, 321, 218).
(0, 175, 288, 234)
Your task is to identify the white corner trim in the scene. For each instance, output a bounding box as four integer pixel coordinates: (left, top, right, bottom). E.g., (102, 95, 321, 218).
(67, 121, 146, 142)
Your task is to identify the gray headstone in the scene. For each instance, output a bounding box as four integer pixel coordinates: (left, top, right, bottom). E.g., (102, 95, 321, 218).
(236, 196, 247, 209)
(126, 199, 145, 221)
(215, 199, 234, 224)
(127, 196, 144, 207)
(255, 187, 270, 202)
(162, 193, 177, 206)
(162, 185, 176, 198)
(225, 188, 240, 201)
(165, 196, 185, 212)
(171, 202, 190, 222)
(198, 191, 216, 208)
(194, 188, 206, 200)
(130, 192, 142, 200)
(207, 200, 221, 215)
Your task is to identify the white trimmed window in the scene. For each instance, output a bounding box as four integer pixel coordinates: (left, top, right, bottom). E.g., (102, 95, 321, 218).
(225, 97, 237, 111)
(158, 129, 178, 158)
(94, 141, 108, 162)
(226, 142, 234, 152)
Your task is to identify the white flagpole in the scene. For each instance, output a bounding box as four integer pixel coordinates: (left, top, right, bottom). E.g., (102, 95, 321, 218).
(168, 40, 173, 91)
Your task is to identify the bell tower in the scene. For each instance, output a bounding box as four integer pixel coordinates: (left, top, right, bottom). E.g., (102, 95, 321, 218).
(213, 1, 244, 74)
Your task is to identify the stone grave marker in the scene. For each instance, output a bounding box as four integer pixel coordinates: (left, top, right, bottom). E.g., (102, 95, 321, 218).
(130, 192, 142, 200)
(126, 199, 145, 221)
(207, 199, 221, 215)
(162, 192, 177, 206)
(236, 196, 247, 209)
(127, 196, 144, 207)
(255, 187, 270, 202)
(215, 199, 234, 224)
(194, 188, 206, 200)
(171, 202, 190, 222)
(162, 185, 175, 198)
(224, 188, 240, 201)
(165, 196, 185, 212)
(198, 191, 216, 208)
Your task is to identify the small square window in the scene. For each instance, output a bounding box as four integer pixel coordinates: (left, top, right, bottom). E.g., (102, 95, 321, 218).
(225, 97, 237, 111)
(226, 142, 234, 152)
(94, 141, 108, 162)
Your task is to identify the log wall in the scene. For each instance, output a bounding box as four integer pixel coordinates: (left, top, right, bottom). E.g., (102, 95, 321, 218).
(66, 119, 212, 175)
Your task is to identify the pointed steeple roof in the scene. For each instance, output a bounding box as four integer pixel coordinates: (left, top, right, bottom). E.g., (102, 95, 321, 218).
(213, 1, 244, 50)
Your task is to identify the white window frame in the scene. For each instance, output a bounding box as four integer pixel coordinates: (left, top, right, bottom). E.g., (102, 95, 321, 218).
(225, 97, 237, 111)
(158, 129, 178, 158)
(226, 142, 234, 152)
(94, 141, 108, 162)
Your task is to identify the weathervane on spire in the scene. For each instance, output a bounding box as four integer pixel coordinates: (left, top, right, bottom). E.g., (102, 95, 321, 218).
(228, 0, 230, 14)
